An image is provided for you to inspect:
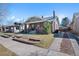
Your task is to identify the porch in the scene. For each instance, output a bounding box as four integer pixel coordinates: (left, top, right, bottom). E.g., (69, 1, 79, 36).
(25, 22, 46, 34)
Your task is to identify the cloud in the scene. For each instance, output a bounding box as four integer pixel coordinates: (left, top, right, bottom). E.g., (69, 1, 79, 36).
(10, 16, 22, 22)
(6, 16, 23, 25)
(15, 18, 20, 22)
(11, 16, 16, 20)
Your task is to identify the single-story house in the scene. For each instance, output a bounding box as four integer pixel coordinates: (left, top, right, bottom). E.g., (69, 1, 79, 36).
(3, 22, 25, 33)
(24, 11, 59, 34)
(0, 25, 2, 32)
(0, 25, 7, 32)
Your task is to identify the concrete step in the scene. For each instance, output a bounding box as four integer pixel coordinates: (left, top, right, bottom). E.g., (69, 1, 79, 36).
(12, 38, 40, 45)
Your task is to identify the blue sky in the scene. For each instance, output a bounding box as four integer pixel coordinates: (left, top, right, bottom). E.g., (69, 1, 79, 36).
(1, 3, 79, 25)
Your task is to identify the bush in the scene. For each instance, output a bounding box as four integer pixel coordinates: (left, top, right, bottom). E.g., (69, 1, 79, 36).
(43, 21, 51, 34)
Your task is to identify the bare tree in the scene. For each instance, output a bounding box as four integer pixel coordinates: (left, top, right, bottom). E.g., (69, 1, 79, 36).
(0, 3, 9, 25)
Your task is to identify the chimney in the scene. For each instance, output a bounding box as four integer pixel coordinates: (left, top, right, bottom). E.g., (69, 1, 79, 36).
(42, 16, 43, 18)
(53, 10, 55, 18)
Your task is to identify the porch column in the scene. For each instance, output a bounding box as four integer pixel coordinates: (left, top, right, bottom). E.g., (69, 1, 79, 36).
(24, 24, 28, 32)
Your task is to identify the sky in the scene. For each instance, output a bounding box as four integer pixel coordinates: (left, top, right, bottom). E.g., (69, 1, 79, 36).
(1, 3, 79, 25)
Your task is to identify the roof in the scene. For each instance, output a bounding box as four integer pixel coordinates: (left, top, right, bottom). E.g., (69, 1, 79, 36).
(24, 15, 59, 25)
(26, 16, 42, 22)
(25, 16, 56, 23)
(26, 20, 47, 24)
(43, 16, 54, 20)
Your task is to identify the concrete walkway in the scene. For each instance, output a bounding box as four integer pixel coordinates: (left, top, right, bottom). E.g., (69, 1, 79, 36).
(0, 36, 79, 56)
(60, 39, 75, 56)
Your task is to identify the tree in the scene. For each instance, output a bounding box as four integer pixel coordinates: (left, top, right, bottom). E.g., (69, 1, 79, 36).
(0, 4, 9, 25)
(61, 17, 69, 27)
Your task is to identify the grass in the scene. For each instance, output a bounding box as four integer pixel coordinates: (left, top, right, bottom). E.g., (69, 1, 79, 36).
(0, 32, 5, 35)
(34, 34, 54, 48)
(0, 44, 16, 56)
(24, 34, 54, 48)
(0, 32, 54, 48)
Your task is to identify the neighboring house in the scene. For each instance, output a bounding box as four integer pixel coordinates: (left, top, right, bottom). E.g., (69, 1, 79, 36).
(1, 25, 15, 33)
(0, 25, 7, 32)
(0, 28, 2, 32)
(70, 13, 79, 35)
(0, 25, 2, 32)
(13, 22, 25, 33)
(3, 22, 25, 33)
(0, 25, 6, 32)
(24, 11, 59, 34)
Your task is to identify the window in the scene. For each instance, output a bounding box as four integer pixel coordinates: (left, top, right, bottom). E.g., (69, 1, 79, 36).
(16, 26, 19, 30)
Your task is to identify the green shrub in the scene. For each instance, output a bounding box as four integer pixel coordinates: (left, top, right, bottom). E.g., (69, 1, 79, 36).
(43, 21, 51, 34)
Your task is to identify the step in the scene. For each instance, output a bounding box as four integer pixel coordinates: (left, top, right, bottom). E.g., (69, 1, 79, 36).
(12, 38, 40, 45)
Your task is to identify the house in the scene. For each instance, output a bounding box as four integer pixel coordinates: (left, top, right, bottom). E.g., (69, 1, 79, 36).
(0, 25, 7, 32)
(24, 11, 59, 34)
(3, 22, 25, 33)
(13, 22, 25, 33)
(69, 13, 79, 35)
(0, 25, 2, 32)
(0, 25, 15, 33)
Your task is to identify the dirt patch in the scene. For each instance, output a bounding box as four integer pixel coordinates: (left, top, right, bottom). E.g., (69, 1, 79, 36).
(0, 44, 16, 56)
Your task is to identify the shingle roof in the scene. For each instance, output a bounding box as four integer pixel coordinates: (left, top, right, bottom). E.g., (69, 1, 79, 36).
(25, 16, 59, 24)
(43, 16, 54, 20)
(26, 16, 42, 22)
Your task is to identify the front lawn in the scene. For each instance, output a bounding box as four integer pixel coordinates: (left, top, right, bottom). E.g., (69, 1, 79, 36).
(24, 34, 54, 48)
(0, 32, 54, 48)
